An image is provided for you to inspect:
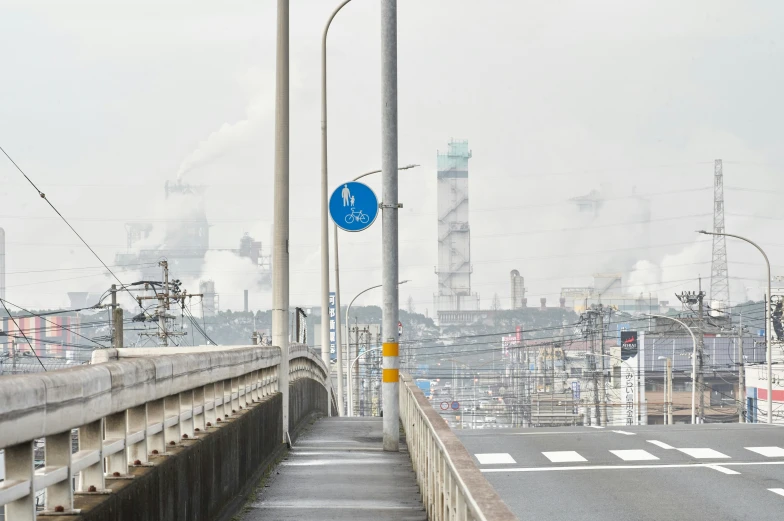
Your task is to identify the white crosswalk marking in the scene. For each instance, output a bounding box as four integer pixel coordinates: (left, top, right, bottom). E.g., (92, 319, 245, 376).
(768, 488, 784, 498)
(542, 451, 587, 463)
(746, 446, 784, 458)
(677, 448, 729, 459)
(647, 440, 675, 450)
(707, 465, 740, 475)
(475, 453, 516, 465)
(610, 450, 659, 461)
(611, 430, 636, 435)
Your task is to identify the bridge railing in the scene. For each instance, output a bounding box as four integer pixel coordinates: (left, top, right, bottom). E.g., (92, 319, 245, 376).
(400, 373, 518, 521)
(0, 344, 326, 520)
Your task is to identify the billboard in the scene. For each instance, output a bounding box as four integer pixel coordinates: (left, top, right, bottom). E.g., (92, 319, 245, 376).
(620, 330, 638, 361)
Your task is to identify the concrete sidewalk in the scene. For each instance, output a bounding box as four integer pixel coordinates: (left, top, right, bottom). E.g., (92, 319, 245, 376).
(238, 417, 427, 520)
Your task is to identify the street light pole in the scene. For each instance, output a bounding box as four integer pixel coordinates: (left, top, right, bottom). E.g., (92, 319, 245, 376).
(272, 0, 290, 442)
(380, 0, 400, 451)
(321, 0, 355, 418)
(699, 230, 773, 424)
(345, 280, 409, 416)
(647, 314, 698, 424)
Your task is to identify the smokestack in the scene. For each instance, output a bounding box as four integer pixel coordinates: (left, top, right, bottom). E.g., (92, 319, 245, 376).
(560, 297, 566, 308)
(540, 298, 546, 310)
(0, 227, 4, 301)
(522, 298, 527, 308)
(244, 289, 249, 313)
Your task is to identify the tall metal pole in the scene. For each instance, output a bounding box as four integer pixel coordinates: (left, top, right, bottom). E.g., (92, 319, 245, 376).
(321, 0, 355, 418)
(647, 314, 697, 423)
(739, 312, 746, 423)
(333, 225, 345, 415)
(698, 230, 773, 424)
(380, 0, 399, 451)
(666, 358, 673, 425)
(273, 0, 290, 442)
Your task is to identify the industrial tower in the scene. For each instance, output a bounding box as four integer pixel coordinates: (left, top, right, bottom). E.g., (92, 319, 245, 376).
(709, 159, 730, 313)
(435, 140, 479, 323)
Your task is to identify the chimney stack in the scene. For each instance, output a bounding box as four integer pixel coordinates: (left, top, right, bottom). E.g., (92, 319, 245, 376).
(540, 298, 546, 310)
(244, 289, 249, 313)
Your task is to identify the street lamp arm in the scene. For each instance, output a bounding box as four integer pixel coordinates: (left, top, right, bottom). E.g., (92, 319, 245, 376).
(354, 164, 420, 182)
(349, 346, 383, 372)
(698, 229, 773, 424)
(646, 313, 698, 424)
(698, 230, 770, 267)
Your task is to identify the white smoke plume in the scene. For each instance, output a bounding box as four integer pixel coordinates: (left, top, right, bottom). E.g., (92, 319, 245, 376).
(176, 67, 274, 180)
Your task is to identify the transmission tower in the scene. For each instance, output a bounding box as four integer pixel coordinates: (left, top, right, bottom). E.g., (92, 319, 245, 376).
(709, 159, 730, 310)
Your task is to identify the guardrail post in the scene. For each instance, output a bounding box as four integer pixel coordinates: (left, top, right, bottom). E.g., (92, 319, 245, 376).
(250, 370, 259, 402)
(4, 441, 35, 521)
(44, 430, 74, 512)
(77, 420, 104, 492)
(240, 373, 249, 408)
(105, 411, 128, 476)
(128, 405, 147, 464)
(222, 379, 232, 417)
(147, 399, 165, 455)
(164, 396, 180, 447)
(204, 383, 216, 426)
(180, 391, 194, 439)
(194, 386, 206, 432)
(231, 377, 240, 411)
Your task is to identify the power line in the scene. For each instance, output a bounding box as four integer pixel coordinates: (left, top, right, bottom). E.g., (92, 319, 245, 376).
(0, 144, 141, 309)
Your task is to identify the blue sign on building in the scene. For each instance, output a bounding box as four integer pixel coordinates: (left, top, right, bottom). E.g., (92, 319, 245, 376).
(329, 181, 379, 232)
(328, 292, 337, 360)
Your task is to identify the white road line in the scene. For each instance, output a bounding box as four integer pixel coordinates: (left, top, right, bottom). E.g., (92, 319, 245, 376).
(647, 440, 675, 450)
(746, 446, 784, 458)
(707, 465, 740, 475)
(677, 448, 730, 459)
(475, 453, 516, 465)
(610, 450, 659, 461)
(769, 488, 784, 498)
(481, 461, 784, 473)
(612, 430, 635, 436)
(588, 426, 605, 429)
(542, 451, 587, 463)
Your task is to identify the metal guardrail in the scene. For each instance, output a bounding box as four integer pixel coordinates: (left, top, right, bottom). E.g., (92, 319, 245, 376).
(400, 373, 518, 521)
(0, 344, 326, 520)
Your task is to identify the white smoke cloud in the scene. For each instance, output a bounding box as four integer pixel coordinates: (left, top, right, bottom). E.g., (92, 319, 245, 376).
(176, 67, 274, 180)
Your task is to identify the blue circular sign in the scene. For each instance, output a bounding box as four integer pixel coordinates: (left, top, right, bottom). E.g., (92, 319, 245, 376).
(451, 401, 460, 410)
(329, 181, 379, 232)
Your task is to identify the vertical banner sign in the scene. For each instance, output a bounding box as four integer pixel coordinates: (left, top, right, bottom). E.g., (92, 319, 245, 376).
(571, 381, 580, 414)
(516, 325, 522, 342)
(328, 292, 337, 360)
(620, 331, 639, 426)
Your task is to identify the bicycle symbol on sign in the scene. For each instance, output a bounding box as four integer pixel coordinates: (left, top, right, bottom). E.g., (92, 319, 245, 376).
(345, 208, 370, 224)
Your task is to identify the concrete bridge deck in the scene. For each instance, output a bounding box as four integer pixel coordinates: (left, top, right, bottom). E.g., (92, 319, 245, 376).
(238, 417, 427, 521)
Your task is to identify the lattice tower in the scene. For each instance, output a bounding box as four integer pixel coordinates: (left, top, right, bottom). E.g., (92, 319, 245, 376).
(710, 159, 730, 309)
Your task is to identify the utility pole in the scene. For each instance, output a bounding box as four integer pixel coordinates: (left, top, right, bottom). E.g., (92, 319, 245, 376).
(273, 0, 290, 442)
(698, 279, 705, 423)
(738, 312, 746, 423)
(665, 357, 673, 425)
(589, 313, 600, 426)
(598, 305, 608, 426)
(677, 287, 706, 423)
(380, 0, 400, 451)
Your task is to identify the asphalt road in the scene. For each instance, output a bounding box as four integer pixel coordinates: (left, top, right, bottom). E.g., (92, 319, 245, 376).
(457, 423, 784, 521)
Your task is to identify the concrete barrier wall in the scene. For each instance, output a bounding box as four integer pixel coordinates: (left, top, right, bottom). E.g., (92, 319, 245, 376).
(64, 374, 329, 521)
(70, 393, 284, 521)
(289, 377, 328, 443)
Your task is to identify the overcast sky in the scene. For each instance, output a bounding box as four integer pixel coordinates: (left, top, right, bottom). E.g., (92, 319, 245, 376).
(2, 0, 783, 315)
